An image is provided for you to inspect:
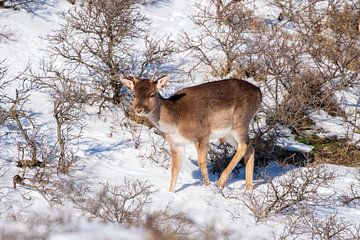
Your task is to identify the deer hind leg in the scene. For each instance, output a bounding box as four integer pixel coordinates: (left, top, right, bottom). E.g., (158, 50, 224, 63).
(195, 140, 210, 186)
(218, 135, 248, 189)
(244, 144, 255, 190)
(169, 145, 183, 192)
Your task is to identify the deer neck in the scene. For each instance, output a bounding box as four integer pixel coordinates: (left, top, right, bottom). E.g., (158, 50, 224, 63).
(146, 96, 178, 133)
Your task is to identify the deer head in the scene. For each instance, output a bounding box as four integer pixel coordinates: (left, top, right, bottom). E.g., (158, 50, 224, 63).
(122, 72, 169, 117)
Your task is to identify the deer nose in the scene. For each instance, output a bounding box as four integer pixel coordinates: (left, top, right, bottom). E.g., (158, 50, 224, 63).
(135, 108, 144, 115)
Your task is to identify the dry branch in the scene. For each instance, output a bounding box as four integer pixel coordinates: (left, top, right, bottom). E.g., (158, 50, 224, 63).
(242, 166, 335, 221)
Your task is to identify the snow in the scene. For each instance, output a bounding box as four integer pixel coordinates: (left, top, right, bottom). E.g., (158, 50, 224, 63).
(1, 0, 360, 239)
(49, 224, 146, 240)
(309, 110, 360, 143)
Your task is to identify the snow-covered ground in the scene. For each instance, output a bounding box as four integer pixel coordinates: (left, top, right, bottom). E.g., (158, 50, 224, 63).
(1, 1, 359, 239)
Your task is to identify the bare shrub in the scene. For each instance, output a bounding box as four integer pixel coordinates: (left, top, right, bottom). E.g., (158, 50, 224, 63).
(275, 0, 360, 74)
(48, 0, 176, 116)
(145, 209, 196, 240)
(266, 68, 345, 133)
(0, 26, 15, 43)
(252, 26, 347, 134)
(4, 175, 231, 239)
(140, 131, 171, 169)
(145, 210, 233, 240)
(0, 0, 35, 10)
(0, 43, 65, 207)
(341, 169, 360, 207)
(77, 179, 156, 225)
(136, 36, 177, 78)
(242, 166, 335, 221)
(48, 0, 147, 107)
(197, 222, 233, 240)
(252, 133, 313, 167)
(0, 211, 78, 240)
(0, 26, 14, 125)
(0, 62, 9, 126)
(275, 209, 360, 240)
(9, 89, 38, 164)
(32, 61, 88, 173)
(0, 68, 41, 164)
(270, 0, 360, 129)
(208, 142, 238, 175)
(181, 0, 264, 77)
(298, 213, 359, 240)
(145, 208, 236, 240)
(74, 179, 232, 239)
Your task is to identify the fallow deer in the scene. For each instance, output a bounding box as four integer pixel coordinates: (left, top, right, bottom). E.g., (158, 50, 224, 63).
(122, 73, 262, 192)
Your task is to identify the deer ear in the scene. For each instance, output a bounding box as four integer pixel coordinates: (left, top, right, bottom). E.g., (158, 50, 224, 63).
(156, 75, 169, 90)
(121, 76, 136, 91)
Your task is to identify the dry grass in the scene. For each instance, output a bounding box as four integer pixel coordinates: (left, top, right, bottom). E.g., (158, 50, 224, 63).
(125, 109, 154, 128)
(296, 135, 360, 167)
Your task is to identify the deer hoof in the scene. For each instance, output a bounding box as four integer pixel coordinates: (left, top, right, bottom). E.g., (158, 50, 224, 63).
(203, 180, 210, 186)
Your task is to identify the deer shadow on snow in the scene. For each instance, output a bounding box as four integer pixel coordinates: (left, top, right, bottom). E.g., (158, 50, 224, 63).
(176, 142, 307, 192)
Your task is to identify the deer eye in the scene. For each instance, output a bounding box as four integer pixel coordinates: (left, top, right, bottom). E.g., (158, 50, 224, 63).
(149, 93, 156, 99)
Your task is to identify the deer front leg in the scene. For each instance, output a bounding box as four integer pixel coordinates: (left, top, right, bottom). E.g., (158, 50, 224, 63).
(195, 140, 210, 186)
(169, 146, 183, 192)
